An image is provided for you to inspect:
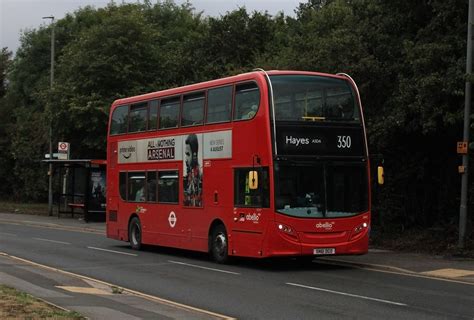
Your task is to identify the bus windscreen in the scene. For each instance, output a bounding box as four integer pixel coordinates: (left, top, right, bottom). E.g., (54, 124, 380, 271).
(275, 162, 368, 218)
(270, 75, 361, 123)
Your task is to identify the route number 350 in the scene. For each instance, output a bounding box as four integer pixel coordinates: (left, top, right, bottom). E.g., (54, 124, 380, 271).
(337, 135, 352, 149)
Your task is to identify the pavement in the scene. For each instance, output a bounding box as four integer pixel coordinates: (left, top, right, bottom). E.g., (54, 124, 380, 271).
(1, 212, 474, 319)
(0, 212, 231, 320)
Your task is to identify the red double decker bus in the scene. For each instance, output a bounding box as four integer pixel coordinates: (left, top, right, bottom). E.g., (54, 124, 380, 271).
(106, 70, 370, 263)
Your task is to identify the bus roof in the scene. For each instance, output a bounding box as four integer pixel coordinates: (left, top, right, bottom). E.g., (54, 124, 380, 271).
(111, 70, 348, 107)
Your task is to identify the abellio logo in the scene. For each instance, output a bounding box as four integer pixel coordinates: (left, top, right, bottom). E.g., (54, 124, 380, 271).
(315, 222, 335, 230)
(245, 213, 260, 221)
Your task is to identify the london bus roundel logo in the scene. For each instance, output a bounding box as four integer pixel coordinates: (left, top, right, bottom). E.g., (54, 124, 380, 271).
(168, 211, 177, 228)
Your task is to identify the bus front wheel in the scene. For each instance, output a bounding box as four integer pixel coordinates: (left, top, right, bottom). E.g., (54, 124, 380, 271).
(210, 224, 229, 264)
(129, 217, 142, 250)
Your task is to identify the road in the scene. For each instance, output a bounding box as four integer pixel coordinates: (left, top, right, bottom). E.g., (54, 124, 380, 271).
(1, 221, 473, 319)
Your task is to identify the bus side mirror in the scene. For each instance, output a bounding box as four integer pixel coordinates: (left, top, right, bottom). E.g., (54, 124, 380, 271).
(377, 166, 384, 185)
(248, 171, 258, 190)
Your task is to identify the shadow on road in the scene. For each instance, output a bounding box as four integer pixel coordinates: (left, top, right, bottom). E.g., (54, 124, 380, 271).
(111, 243, 352, 273)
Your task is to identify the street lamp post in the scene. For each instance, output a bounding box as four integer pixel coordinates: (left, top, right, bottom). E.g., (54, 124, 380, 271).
(43, 15, 55, 216)
(459, 0, 473, 249)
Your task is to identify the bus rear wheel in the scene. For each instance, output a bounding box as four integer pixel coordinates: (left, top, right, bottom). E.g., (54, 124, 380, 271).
(129, 217, 142, 250)
(210, 224, 229, 264)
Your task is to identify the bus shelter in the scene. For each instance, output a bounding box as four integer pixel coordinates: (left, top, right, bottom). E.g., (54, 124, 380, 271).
(43, 159, 106, 222)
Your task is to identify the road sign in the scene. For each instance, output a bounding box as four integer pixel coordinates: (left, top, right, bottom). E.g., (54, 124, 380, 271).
(58, 153, 68, 160)
(58, 142, 69, 153)
(58, 142, 70, 160)
(44, 153, 61, 159)
(457, 141, 468, 154)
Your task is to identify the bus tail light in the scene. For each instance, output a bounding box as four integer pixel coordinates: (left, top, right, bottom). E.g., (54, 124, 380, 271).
(278, 223, 297, 238)
(350, 222, 368, 240)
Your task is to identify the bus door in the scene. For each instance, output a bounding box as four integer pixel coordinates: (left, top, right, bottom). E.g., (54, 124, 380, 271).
(107, 141, 120, 238)
(123, 171, 156, 242)
(231, 167, 270, 257)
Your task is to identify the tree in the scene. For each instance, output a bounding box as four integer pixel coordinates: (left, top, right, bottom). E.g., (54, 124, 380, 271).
(143, 1, 209, 86)
(370, 0, 469, 230)
(5, 26, 57, 200)
(51, 2, 210, 157)
(266, 0, 471, 238)
(1, 1, 472, 245)
(203, 8, 276, 77)
(53, 3, 160, 157)
(0, 48, 11, 97)
(0, 48, 15, 198)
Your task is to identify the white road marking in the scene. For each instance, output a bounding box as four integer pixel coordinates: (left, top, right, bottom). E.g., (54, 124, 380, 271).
(87, 246, 137, 256)
(286, 282, 407, 306)
(1, 252, 234, 319)
(33, 237, 71, 245)
(0, 232, 17, 237)
(168, 260, 241, 275)
(319, 259, 474, 286)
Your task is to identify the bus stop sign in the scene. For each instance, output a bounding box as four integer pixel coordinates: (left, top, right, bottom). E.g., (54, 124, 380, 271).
(457, 141, 468, 154)
(58, 142, 70, 160)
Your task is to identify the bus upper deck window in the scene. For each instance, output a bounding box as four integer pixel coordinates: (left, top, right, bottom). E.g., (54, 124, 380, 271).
(325, 87, 356, 121)
(149, 100, 158, 130)
(206, 86, 232, 124)
(160, 98, 180, 129)
(182, 93, 204, 126)
(234, 82, 260, 120)
(129, 103, 147, 133)
(270, 75, 361, 123)
(110, 105, 129, 135)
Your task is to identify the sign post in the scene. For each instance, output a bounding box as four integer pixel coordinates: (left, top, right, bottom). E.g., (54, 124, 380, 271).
(459, 0, 473, 249)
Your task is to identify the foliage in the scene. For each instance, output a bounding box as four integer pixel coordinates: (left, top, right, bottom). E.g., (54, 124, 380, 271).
(203, 8, 276, 77)
(54, 3, 161, 157)
(0, 200, 49, 215)
(0, 48, 11, 97)
(366, 0, 469, 232)
(0, 48, 15, 198)
(10, 107, 49, 200)
(0, 285, 85, 319)
(1, 1, 472, 241)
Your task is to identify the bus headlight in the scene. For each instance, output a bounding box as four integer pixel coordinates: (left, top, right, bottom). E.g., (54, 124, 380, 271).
(277, 223, 297, 238)
(351, 222, 369, 240)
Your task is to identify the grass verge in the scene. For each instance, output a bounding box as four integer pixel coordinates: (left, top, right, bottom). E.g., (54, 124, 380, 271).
(371, 228, 474, 258)
(0, 285, 85, 319)
(0, 201, 49, 216)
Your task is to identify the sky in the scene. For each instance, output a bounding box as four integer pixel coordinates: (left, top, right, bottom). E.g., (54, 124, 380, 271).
(0, 0, 303, 54)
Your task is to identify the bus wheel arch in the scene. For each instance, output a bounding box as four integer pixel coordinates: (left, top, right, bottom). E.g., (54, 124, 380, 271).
(128, 214, 142, 250)
(208, 220, 229, 264)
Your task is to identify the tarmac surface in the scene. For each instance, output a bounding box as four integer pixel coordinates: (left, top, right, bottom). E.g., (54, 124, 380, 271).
(1, 212, 474, 319)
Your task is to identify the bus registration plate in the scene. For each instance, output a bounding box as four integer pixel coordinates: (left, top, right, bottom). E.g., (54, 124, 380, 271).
(313, 248, 335, 255)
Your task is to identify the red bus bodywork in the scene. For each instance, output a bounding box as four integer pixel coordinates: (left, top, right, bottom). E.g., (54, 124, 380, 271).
(106, 70, 370, 260)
